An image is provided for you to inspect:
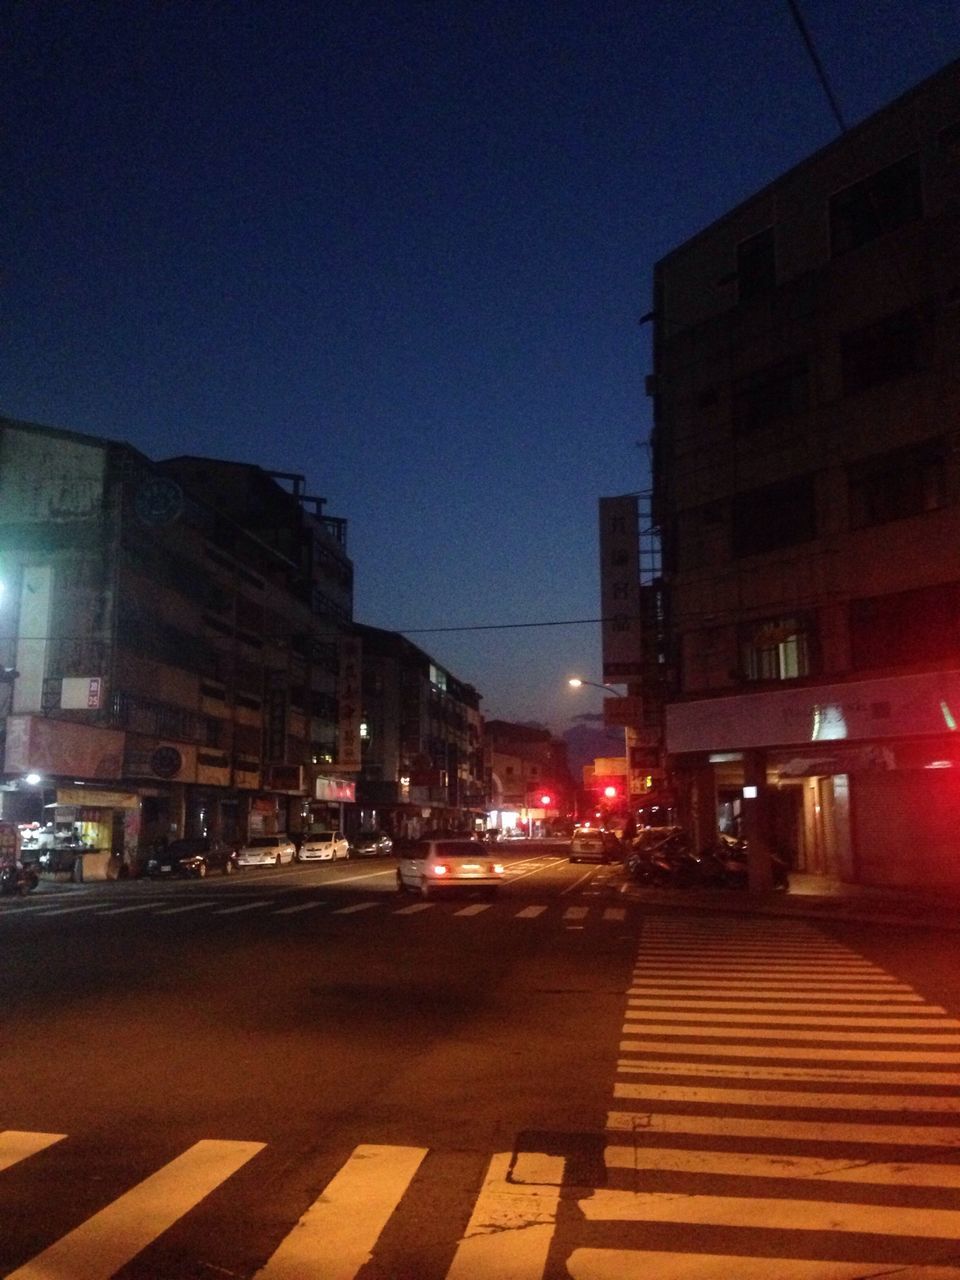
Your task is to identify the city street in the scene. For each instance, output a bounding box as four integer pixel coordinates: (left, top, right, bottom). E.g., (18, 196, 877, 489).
(1, 842, 960, 1278)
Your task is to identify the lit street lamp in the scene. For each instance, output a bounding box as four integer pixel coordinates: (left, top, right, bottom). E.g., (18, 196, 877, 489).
(567, 677, 625, 698)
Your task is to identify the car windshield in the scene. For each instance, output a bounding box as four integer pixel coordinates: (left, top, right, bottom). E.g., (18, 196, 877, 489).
(430, 842, 484, 858)
(248, 837, 279, 848)
(308, 832, 335, 841)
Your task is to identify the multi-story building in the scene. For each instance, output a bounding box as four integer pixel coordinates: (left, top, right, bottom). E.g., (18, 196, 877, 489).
(0, 416, 355, 873)
(650, 58, 960, 888)
(353, 624, 485, 839)
(484, 720, 574, 833)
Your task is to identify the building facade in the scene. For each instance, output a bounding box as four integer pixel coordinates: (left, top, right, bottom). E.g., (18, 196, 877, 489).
(353, 624, 485, 839)
(484, 720, 574, 834)
(0, 416, 356, 874)
(650, 58, 960, 887)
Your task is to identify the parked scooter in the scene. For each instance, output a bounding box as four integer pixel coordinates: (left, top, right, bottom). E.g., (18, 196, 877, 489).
(0, 859, 40, 896)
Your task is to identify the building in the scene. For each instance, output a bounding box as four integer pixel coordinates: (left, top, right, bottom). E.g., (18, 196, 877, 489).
(0, 416, 356, 873)
(649, 58, 960, 887)
(353, 624, 485, 839)
(484, 720, 574, 834)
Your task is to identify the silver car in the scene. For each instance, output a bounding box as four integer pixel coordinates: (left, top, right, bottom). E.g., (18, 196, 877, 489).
(396, 839, 505, 899)
(236, 835, 297, 867)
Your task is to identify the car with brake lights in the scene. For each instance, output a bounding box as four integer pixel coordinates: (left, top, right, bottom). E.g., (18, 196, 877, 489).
(397, 839, 505, 898)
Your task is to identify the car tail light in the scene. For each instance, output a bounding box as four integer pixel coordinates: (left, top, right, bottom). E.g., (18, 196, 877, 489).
(492, 863, 504, 874)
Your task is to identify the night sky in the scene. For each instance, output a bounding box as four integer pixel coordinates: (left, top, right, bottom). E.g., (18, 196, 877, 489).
(3, 2, 959, 735)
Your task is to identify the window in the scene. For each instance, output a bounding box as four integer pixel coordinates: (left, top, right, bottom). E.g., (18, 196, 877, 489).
(731, 475, 817, 559)
(737, 227, 776, 300)
(829, 154, 922, 256)
(848, 438, 947, 528)
(841, 308, 924, 396)
(739, 616, 813, 682)
(850, 583, 960, 670)
(732, 355, 808, 434)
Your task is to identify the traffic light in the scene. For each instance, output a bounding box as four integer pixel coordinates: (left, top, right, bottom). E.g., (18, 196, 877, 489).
(603, 785, 618, 799)
(539, 793, 552, 807)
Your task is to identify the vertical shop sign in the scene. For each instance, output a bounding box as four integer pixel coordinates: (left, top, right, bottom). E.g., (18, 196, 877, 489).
(337, 636, 362, 771)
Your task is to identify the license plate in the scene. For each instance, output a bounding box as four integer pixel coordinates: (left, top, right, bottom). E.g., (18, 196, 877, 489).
(161, 864, 171, 871)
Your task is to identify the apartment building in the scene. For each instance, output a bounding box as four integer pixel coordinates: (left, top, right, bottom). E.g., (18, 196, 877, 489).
(0, 416, 355, 873)
(650, 58, 960, 888)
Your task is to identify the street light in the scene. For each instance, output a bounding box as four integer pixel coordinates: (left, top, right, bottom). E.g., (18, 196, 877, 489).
(567, 677, 625, 698)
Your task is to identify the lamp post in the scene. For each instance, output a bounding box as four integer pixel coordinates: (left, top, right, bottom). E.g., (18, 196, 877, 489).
(567, 677, 625, 699)
(567, 676, 633, 822)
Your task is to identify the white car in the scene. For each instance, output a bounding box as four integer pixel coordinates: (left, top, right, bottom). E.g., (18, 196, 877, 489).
(298, 830, 350, 862)
(236, 835, 297, 867)
(397, 839, 504, 899)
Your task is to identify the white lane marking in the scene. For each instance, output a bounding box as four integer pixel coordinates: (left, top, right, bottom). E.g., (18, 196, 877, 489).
(606, 1109, 960, 1145)
(394, 903, 435, 915)
(624, 1007, 960, 1028)
(604, 1142, 960, 1187)
(515, 906, 547, 918)
(445, 1151, 563, 1280)
(32, 905, 103, 917)
(157, 902, 214, 916)
(603, 908, 627, 921)
(632, 983, 926, 1003)
(253, 1144, 426, 1280)
(629, 978, 918, 990)
(632, 963, 899, 975)
(454, 904, 492, 917)
(626, 995, 936, 1010)
(620, 1038, 960, 1063)
(613, 1082, 960, 1111)
(215, 901, 272, 915)
(561, 869, 597, 894)
(96, 904, 163, 916)
(564, 907, 589, 921)
(579, 1186, 960, 1237)
(273, 901, 327, 915)
(0, 1131, 65, 1173)
(620, 1021, 960, 1044)
(616, 1059, 960, 1085)
(567, 1249, 960, 1280)
(331, 902, 379, 915)
(6, 1139, 264, 1280)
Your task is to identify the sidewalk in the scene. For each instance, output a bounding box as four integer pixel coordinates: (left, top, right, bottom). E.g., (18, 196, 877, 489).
(619, 870, 960, 931)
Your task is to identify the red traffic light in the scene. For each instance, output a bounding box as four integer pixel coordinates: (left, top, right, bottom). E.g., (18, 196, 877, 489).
(603, 785, 618, 799)
(539, 793, 552, 807)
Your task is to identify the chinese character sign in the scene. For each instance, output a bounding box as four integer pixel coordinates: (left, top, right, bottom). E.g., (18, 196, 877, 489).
(337, 637, 362, 771)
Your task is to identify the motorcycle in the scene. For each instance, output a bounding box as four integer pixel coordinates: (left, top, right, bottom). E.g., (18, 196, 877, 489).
(0, 860, 40, 896)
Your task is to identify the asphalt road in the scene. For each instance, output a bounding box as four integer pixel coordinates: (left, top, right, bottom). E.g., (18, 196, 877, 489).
(1, 840, 960, 1278)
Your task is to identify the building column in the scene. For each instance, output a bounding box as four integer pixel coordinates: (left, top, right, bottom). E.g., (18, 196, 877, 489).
(689, 763, 717, 852)
(742, 749, 774, 893)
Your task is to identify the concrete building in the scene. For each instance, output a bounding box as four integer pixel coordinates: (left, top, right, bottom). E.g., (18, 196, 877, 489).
(353, 624, 485, 839)
(650, 57, 960, 889)
(0, 416, 355, 874)
(484, 720, 574, 834)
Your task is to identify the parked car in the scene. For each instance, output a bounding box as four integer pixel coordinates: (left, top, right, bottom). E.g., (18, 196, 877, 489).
(236, 835, 297, 867)
(298, 830, 350, 862)
(397, 839, 505, 899)
(147, 837, 239, 879)
(569, 828, 619, 864)
(350, 831, 393, 857)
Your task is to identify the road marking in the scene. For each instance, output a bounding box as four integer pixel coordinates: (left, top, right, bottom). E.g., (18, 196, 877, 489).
(31, 904, 103, 916)
(578, 1185, 960, 1237)
(96, 904, 162, 916)
(253, 1144, 426, 1280)
(394, 902, 435, 915)
(604, 1142, 960, 1187)
(6, 1139, 264, 1280)
(564, 907, 589, 921)
(0, 1131, 65, 1173)
(616, 1059, 960, 1085)
(156, 902, 214, 915)
(273, 901, 327, 915)
(445, 1151, 564, 1280)
(621, 1021, 960, 1043)
(629, 978, 918, 990)
(605, 1109, 960, 1145)
(626, 995, 935, 1010)
(454, 903, 492, 916)
(567, 1249, 960, 1280)
(613, 1081, 960, 1111)
(515, 906, 547, 918)
(632, 963, 900, 975)
(620, 1038, 960, 1062)
(624, 1007, 960, 1028)
(603, 908, 627, 921)
(331, 902, 380, 914)
(215, 901, 272, 914)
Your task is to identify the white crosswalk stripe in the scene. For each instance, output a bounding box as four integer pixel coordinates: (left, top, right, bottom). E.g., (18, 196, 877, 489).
(599, 917, 960, 1277)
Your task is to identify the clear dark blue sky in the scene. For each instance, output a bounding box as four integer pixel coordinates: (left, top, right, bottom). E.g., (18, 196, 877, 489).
(3, 2, 958, 733)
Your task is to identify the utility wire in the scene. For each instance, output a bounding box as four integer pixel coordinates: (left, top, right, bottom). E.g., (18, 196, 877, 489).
(785, 0, 847, 133)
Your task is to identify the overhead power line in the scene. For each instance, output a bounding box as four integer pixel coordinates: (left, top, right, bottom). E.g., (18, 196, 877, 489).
(785, 0, 848, 133)
(398, 615, 628, 634)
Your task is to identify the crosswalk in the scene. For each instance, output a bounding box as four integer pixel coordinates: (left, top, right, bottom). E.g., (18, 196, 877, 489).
(575, 916, 960, 1279)
(0, 893, 630, 928)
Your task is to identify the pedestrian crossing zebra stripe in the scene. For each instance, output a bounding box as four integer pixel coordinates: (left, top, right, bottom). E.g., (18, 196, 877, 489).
(617, 1058, 960, 1084)
(613, 1081, 960, 1111)
(0, 1130, 65, 1173)
(567, 1250, 960, 1279)
(624, 1007, 960, 1027)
